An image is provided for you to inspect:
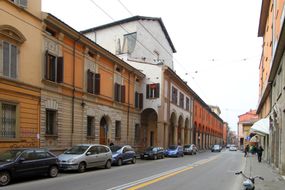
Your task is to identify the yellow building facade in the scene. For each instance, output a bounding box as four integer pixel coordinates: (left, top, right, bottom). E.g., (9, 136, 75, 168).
(0, 0, 42, 149)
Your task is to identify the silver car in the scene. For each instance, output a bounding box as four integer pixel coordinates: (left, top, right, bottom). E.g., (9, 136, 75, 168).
(58, 144, 112, 172)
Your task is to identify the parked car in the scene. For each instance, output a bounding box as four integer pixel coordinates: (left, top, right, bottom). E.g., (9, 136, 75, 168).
(58, 144, 112, 173)
(110, 145, 136, 166)
(183, 144, 198, 155)
(165, 145, 184, 157)
(229, 145, 238, 151)
(140, 146, 165, 160)
(0, 148, 59, 186)
(211, 144, 222, 152)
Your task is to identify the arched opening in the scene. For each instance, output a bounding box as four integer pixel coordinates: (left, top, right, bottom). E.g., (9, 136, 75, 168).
(169, 112, 177, 146)
(178, 116, 183, 145)
(184, 118, 189, 144)
(141, 108, 158, 148)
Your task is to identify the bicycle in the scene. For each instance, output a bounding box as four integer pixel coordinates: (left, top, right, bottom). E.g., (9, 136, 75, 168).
(235, 171, 264, 190)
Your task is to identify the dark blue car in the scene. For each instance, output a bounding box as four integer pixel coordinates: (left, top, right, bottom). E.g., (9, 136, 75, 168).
(0, 148, 59, 186)
(110, 145, 136, 166)
(165, 145, 184, 157)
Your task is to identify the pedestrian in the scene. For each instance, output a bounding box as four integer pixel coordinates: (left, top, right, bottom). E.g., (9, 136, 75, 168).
(244, 144, 249, 157)
(256, 145, 264, 162)
(109, 141, 114, 146)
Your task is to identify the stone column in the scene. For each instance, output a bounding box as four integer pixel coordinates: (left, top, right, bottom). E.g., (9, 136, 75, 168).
(157, 121, 165, 147)
(181, 127, 185, 145)
(174, 125, 178, 145)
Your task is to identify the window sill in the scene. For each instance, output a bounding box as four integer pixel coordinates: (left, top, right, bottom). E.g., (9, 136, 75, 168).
(0, 138, 20, 142)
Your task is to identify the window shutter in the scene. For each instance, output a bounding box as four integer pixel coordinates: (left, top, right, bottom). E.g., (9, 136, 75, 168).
(139, 93, 143, 109)
(135, 92, 138, 108)
(57, 57, 64, 83)
(87, 70, 94, 93)
(114, 83, 119, 101)
(94, 73, 100, 95)
(155, 83, 160, 98)
(121, 85, 125, 103)
(3, 42, 9, 77)
(146, 84, 150, 99)
(0, 40, 2, 76)
(44, 50, 49, 79)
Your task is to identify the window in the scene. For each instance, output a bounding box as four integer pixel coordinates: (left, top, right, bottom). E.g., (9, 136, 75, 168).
(172, 87, 178, 104)
(0, 103, 17, 138)
(87, 70, 100, 95)
(87, 116, 95, 137)
(10, 0, 27, 8)
(114, 83, 125, 103)
(45, 51, 63, 83)
(179, 92, 184, 108)
(146, 83, 160, 99)
(115, 120, 121, 139)
(1, 41, 18, 79)
(135, 124, 140, 143)
(135, 92, 143, 109)
(46, 110, 57, 135)
(122, 32, 137, 53)
(186, 97, 190, 111)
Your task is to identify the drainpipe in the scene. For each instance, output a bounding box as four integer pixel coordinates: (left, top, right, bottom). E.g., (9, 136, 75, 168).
(126, 72, 131, 144)
(71, 36, 81, 146)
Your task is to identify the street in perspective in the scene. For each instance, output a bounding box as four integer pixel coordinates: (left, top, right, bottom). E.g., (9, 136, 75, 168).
(1, 0, 285, 190)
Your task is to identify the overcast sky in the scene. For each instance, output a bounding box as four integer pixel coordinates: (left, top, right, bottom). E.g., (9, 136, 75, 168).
(42, 0, 263, 132)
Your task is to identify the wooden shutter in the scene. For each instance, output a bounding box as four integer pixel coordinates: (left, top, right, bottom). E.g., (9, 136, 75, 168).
(94, 73, 100, 95)
(139, 93, 143, 109)
(114, 83, 119, 101)
(121, 85, 125, 103)
(155, 83, 160, 98)
(135, 92, 138, 108)
(146, 84, 150, 99)
(87, 70, 94, 93)
(44, 50, 49, 79)
(57, 57, 64, 83)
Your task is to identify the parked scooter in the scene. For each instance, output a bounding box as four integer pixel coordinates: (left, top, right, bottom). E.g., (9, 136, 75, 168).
(235, 171, 264, 190)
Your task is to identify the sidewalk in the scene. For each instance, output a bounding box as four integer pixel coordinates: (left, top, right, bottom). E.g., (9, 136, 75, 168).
(244, 154, 285, 190)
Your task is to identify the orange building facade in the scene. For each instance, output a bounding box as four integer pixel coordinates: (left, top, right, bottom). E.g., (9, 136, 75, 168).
(193, 99, 224, 149)
(40, 14, 145, 151)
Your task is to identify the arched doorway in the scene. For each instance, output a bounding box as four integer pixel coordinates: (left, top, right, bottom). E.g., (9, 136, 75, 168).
(193, 122, 197, 145)
(100, 116, 110, 145)
(141, 108, 158, 148)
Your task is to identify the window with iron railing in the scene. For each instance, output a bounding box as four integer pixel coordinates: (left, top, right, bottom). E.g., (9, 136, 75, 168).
(0, 103, 17, 139)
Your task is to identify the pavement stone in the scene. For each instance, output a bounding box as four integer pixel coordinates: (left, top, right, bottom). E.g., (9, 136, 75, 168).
(243, 154, 285, 190)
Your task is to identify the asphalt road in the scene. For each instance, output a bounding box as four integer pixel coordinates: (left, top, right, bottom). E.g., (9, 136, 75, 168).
(1, 149, 245, 190)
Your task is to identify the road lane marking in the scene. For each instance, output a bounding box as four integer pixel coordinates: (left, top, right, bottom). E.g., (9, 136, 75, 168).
(107, 155, 219, 190)
(126, 166, 193, 190)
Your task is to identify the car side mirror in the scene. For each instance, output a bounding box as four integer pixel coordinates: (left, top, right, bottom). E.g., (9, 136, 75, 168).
(86, 152, 92, 156)
(18, 157, 26, 162)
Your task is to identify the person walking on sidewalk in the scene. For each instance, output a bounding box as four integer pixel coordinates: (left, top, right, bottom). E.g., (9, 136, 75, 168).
(257, 145, 264, 162)
(244, 144, 249, 157)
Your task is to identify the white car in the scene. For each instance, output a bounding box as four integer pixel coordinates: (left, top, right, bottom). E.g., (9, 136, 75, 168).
(58, 144, 112, 172)
(229, 145, 237, 151)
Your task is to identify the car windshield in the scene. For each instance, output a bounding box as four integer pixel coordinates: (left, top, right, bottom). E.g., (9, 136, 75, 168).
(110, 145, 122, 152)
(214, 145, 220, 148)
(64, 145, 89, 154)
(0, 149, 24, 162)
(169, 145, 177, 150)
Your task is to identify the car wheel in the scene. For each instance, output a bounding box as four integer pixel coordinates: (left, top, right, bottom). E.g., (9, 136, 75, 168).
(105, 160, 112, 169)
(0, 171, 11, 186)
(153, 155, 157, 160)
(117, 158, 123, 166)
(131, 157, 136, 164)
(48, 166, 59, 178)
(78, 162, 86, 173)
